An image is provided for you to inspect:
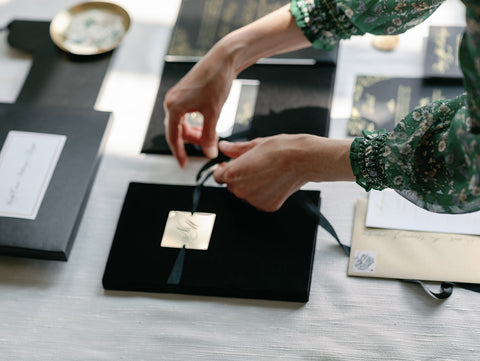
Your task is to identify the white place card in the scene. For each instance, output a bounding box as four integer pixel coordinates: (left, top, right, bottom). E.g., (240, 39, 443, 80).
(0, 131, 66, 220)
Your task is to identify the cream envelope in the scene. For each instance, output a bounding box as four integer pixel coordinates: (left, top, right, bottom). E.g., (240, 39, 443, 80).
(348, 199, 480, 283)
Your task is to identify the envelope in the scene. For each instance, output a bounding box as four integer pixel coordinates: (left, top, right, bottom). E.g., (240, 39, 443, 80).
(348, 199, 480, 283)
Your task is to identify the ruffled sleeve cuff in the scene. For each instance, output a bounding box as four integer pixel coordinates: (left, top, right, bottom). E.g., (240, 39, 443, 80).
(350, 129, 390, 191)
(290, 0, 362, 51)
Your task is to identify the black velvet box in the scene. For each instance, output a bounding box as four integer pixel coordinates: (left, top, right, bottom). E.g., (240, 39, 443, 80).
(103, 183, 320, 302)
(0, 104, 111, 260)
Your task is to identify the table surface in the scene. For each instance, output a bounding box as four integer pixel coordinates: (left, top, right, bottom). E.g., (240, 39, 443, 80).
(0, 1, 477, 360)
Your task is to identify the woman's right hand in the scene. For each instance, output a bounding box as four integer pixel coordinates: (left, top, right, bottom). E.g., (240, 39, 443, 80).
(163, 4, 311, 167)
(163, 44, 238, 167)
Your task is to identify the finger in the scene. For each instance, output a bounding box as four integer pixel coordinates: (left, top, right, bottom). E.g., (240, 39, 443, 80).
(200, 110, 219, 159)
(213, 163, 228, 184)
(218, 139, 260, 158)
(182, 122, 203, 144)
(164, 110, 188, 167)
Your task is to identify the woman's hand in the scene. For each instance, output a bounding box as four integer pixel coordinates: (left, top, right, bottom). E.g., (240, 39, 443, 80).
(213, 134, 355, 212)
(163, 47, 237, 167)
(163, 4, 311, 167)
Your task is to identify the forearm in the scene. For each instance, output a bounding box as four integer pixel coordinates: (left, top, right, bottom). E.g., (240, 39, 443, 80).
(297, 136, 355, 183)
(208, 4, 311, 75)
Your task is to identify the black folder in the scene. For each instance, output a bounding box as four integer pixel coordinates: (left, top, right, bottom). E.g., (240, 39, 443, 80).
(102, 182, 320, 302)
(0, 104, 111, 260)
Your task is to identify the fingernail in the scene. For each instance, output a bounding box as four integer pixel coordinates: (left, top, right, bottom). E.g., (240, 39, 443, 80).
(204, 146, 218, 159)
(218, 141, 230, 151)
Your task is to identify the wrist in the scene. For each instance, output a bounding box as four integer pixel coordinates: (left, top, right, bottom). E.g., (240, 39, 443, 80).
(296, 136, 354, 183)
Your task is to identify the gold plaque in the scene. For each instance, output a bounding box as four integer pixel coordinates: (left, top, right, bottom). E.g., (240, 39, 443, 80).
(50, 1, 131, 55)
(161, 211, 216, 250)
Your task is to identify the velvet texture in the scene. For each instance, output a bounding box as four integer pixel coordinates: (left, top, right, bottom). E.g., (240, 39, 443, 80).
(103, 183, 320, 302)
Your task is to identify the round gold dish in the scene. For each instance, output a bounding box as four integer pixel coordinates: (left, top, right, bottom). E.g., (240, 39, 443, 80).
(50, 1, 130, 55)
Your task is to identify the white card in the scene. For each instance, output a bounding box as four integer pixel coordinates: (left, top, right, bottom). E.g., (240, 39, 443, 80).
(0, 131, 66, 220)
(186, 79, 260, 138)
(366, 189, 480, 235)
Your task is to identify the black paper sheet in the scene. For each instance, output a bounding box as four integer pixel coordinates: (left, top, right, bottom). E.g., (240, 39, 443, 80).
(7, 20, 112, 108)
(142, 62, 335, 155)
(166, 0, 338, 64)
(103, 183, 320, 302)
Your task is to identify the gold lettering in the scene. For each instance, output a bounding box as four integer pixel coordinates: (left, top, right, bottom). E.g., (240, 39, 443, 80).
(455, 33, 462, 66)
(431, 88, 443, 102)
(218, 2, 238, 38)
(241, 0, 257, 25)
(361, 93, 376, 117)
(419, 97, 430, 107)
(432, 27, 454, 74)
(197, 0, 224, 49)
(395, 85, 411, 124)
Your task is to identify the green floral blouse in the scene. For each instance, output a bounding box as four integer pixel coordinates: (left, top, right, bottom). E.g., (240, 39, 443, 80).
(291, 0, 480, 214)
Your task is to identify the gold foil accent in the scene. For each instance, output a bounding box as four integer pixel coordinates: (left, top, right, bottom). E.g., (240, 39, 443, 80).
(432, 27, 455, 74)
(395, 85, 411, 124)
(161, 211, 216, 250)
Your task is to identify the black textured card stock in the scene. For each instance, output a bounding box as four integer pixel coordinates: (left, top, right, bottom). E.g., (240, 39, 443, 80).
(142, 62, 334, 155)
(7, 20, 112, 108)
(167, 0, 338, 64)
(103, 183, 320, 302)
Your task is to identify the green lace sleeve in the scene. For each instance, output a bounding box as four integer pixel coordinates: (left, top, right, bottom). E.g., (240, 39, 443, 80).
(292, 0, 480, 213)
(290, 0, 445, 49)
(350, 2, 480, 214)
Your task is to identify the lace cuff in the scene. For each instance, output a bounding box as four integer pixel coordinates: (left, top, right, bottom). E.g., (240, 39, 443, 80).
(291, 0, 361, 51)
(350, 129, 390, 191)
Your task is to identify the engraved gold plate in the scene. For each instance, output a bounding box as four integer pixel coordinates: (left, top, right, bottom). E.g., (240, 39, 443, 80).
(161, 211, 216, 250)
(50, 1, 131, 55)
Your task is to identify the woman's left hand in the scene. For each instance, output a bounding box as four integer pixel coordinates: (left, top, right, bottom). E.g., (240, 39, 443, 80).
(213, 134, 355, 212)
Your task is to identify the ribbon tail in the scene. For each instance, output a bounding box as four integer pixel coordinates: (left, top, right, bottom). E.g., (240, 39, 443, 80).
(167, 245, 186, 285)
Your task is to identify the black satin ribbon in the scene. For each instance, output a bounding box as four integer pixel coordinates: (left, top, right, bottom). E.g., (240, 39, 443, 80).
(166, 245, 186, 285)
(166, 169, 214, 285)
(166, 133, 249, 285)
(290, 191, 350, 256)
(400, 280, 454, 300)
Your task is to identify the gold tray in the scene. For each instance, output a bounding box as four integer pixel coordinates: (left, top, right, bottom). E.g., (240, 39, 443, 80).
(50, 1, 130, 55)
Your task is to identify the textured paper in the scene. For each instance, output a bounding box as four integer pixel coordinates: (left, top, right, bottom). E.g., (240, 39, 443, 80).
(366, 189, 480, 236)
(0, 131, 66, 220)
(349, 199, 480, 283)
